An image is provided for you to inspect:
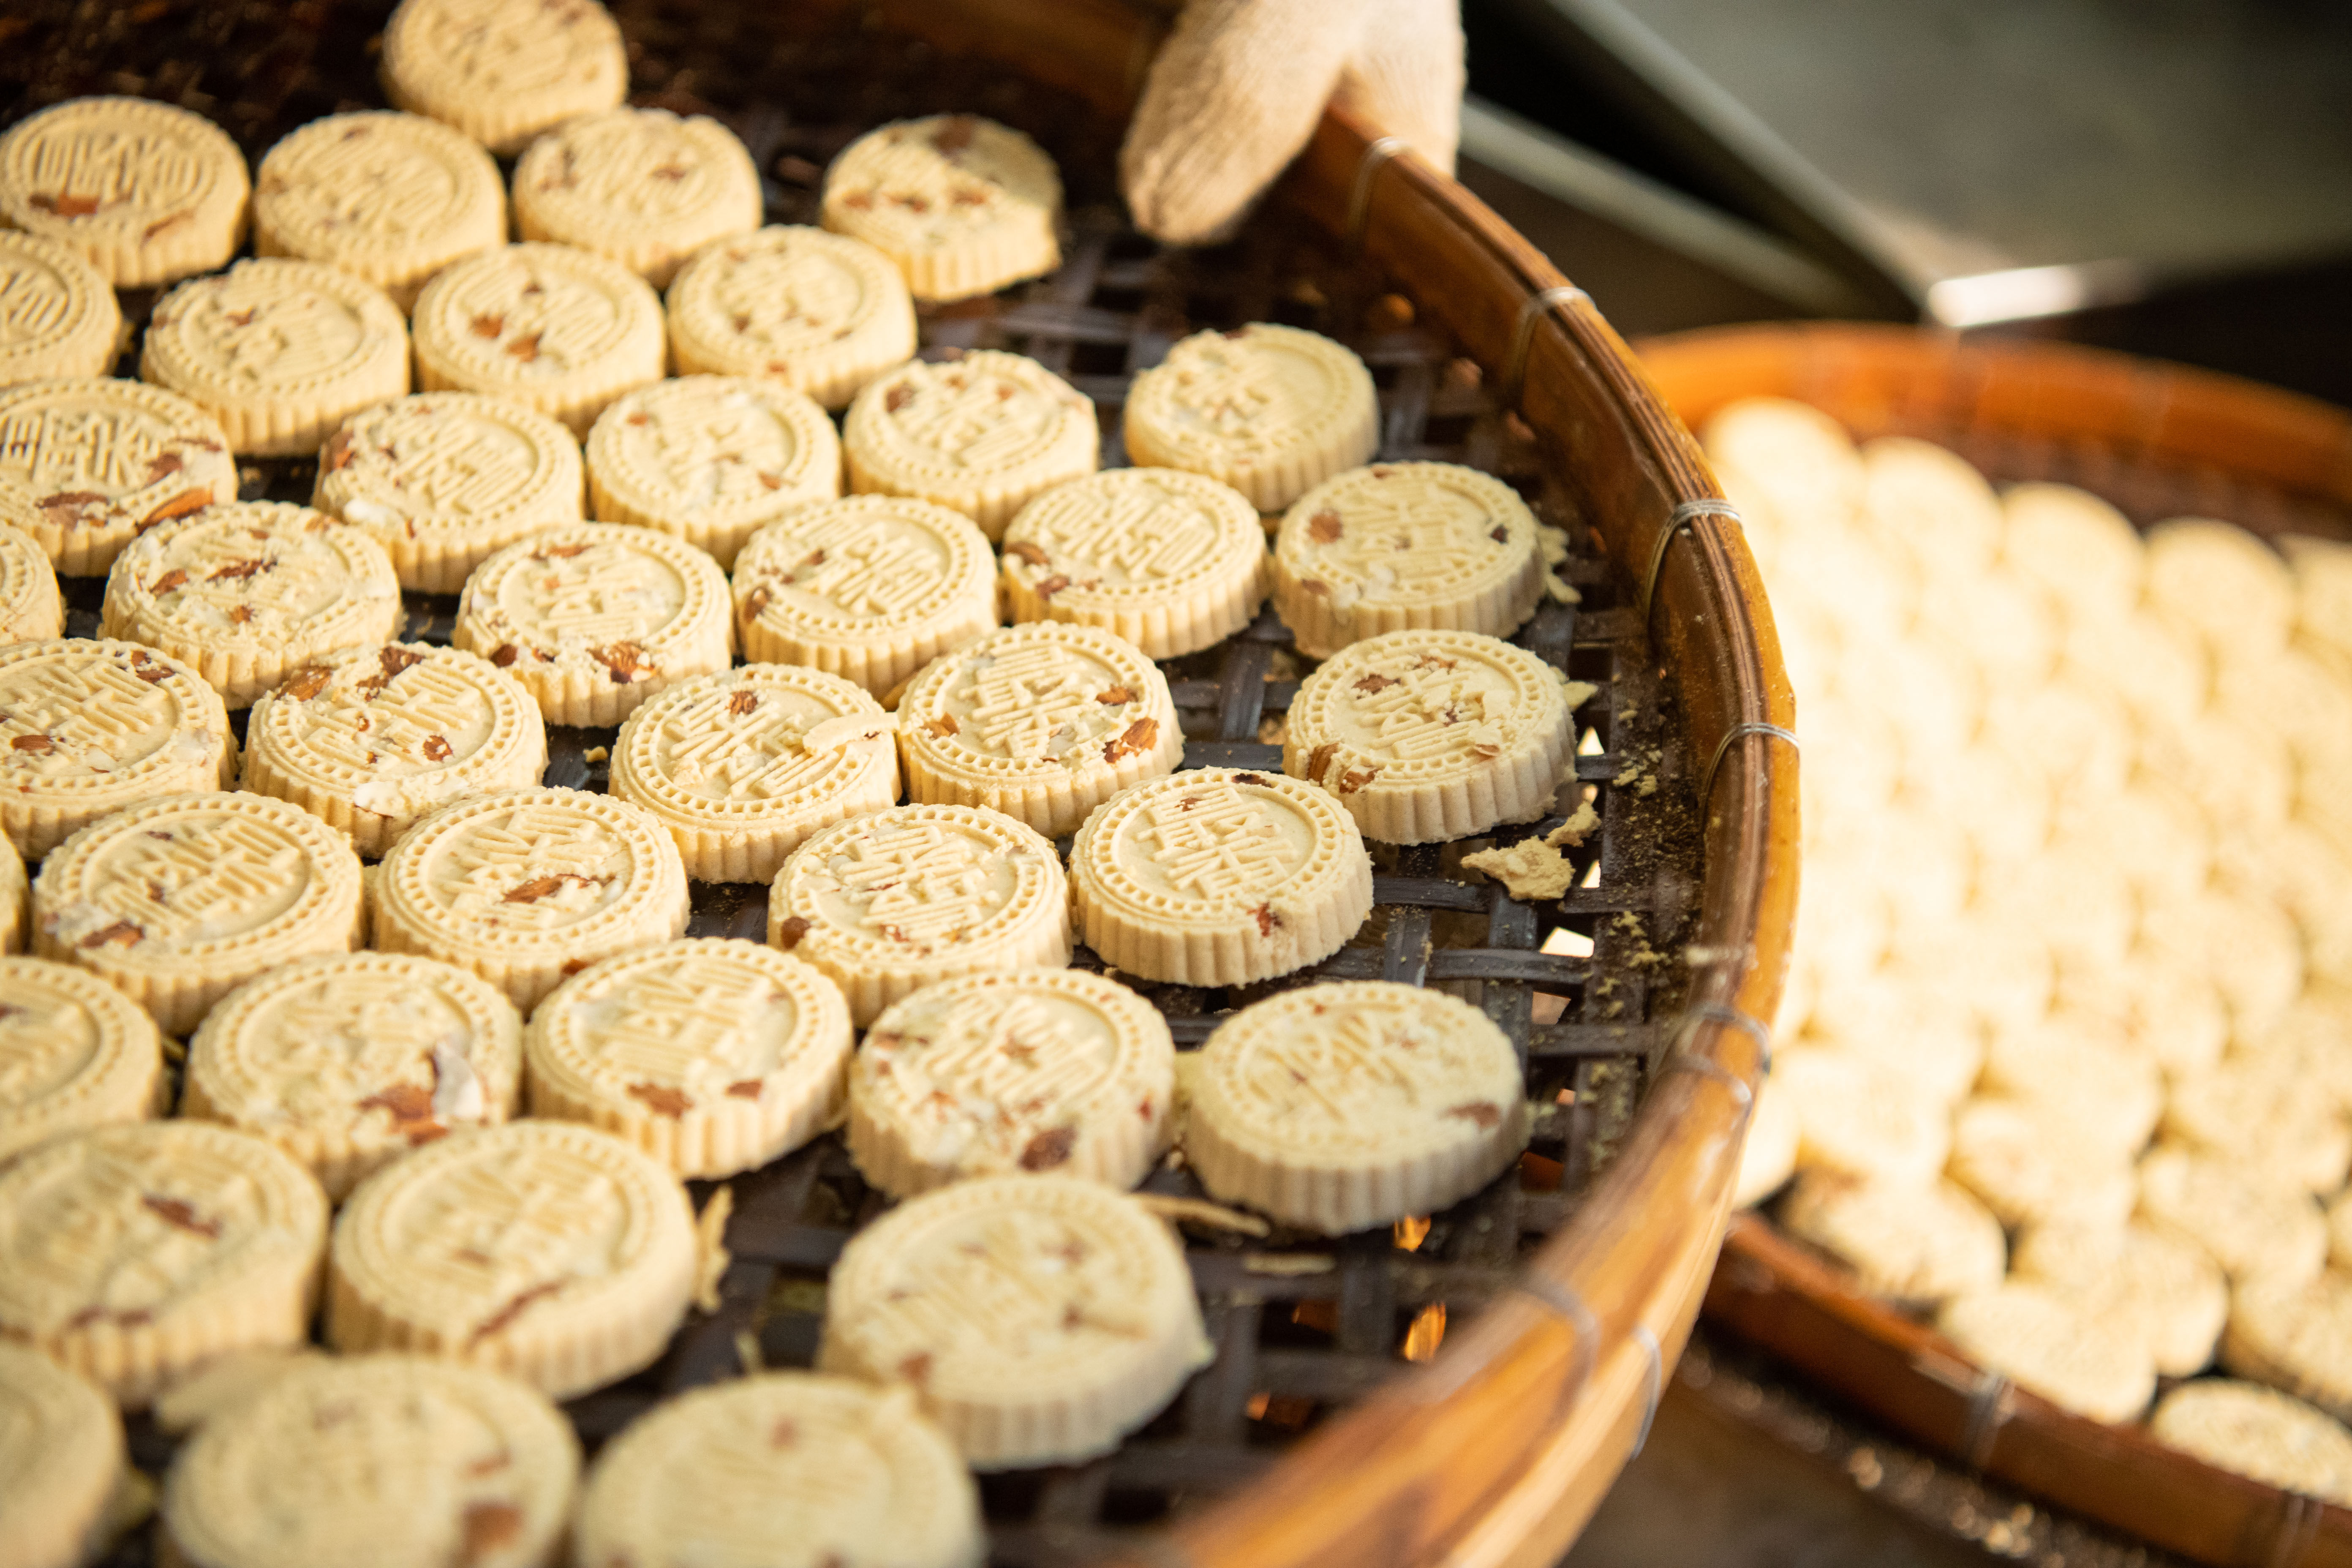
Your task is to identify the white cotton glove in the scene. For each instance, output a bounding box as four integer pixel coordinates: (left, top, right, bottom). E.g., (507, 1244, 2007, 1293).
(1120, 0, 1465, 245)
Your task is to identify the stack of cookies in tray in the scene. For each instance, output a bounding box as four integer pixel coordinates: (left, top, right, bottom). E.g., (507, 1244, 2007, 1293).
(0, 3, 1598, 1563)
(1715, 394, 2352, 1502)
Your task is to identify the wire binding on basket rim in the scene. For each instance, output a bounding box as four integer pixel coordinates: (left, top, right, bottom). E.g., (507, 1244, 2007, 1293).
(1641, 498, 1742, 630)
(1629, 1323, 1663, 1459)
(1957, 1367, 2015, 1472)
(1344, 135, 1408, 251)
(1501, 285, 1589, 410)
(1699, 721, 1799, 813)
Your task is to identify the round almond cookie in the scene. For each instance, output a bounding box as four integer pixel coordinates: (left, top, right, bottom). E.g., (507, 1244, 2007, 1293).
(32, 791, 365, 1036)
(182, 952, 523, 1201)
(0, 230, 120, 383)
(895, 621, 1184, 839)
(1947, 1096, 2140, 1233)
(512, 108, 762, 288)
(251, 111, 505, 311)
(820, 115, 1062, 303)
(1777, 1172, 2006, 1307)
(666, 225, 918, 410)
(0, 638, 234, 859)
(1282, 629, 1578, 844)
(450, 522, 735, 727)
(379, 0, 628, 156)
(999, 467, 1268, 658)
(584, 375, 840, 569)
(161, 1354, 578, 1568)
(2145, 516, 2294, 657)
(818, 1174, 1210, 1469)
(1773, 1046, 1950, 1187)
(850, 968, 1176, 1198)
(142, 257, 410, 457)
(314, 392, 585, 592)
(0, 378, 239, 575)
(1858, 434, 2003, 583)
(0, 1120, 328, 1405)
(0, 96, 249, 287)
(732, 495, 998, 695)
(841, 351, 1098, 539)
(1272, 462, 1546, 659)
(2151, 1380, 2352, 1505)
(1938, 1282, 2156, 1425)
(1070, 767, 1375, 988)
(2002, 482, 2145, 627)
(0, 519, 63, 640)
(410, 243, 664, 437)
(525, 938, 853, 1178)
(2223, 1271, 2352, 1425)
(1187, 981, 1531, 1233)
(2165, 1056, 2352, 1196)
(99, 500, 402, 708)
(327, 1120, 696, 1399)
(2139, 1143, 2328, 1286)
(0, 1342, 123, 1568)
(0, 955, 163, 1165)
(241, 642, 548, 856)
(608, 664, 899, 884)
(768, 803, 1070, 1028)
(2012, 1219, 2227, 1377)
(1122, 323, 1380, 512)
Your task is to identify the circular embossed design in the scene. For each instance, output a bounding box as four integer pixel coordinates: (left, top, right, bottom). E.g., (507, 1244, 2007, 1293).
(818, 1173, 1209, 1468)
(732, 495, 998, 694)
(242, 641, 547, 856)
(0, 954, 164, 1165)
(183, 952, 524, 1200)
(0, 96, 250, 287)
(768, 803, 1070, 1027)
(32, 791, 365, 1035)
(0, 1341, 122, 1568)
(100, 500, 403, 707)
(0, 1120, 329, 1404)
(0, 230, 119, 383)
(379, 0, 629, 155)
(895, 621, 1184, 838)
(1069, 767, 1375, 987)
(1001, 467, 1268, 657)
(585, 376, 841, 569)
(253, 111, 505, 310)
(850, 968, 1175, 1198)
(821, 115, 1062, 302)
(513, 108, 762, 287)
(525, 937, 854, 1177)
(1271, 461, 1546, 658)
(841, 351, 1098, 539)
(163, 1355, 578, 1568)
(0, 378, 239, 575)
(314, 391, 585, 592)
(1122, 324, 1380, 512)
(450, 521, 735, 727)
(609, 664, 899, 884)
(667, 224, 918, 409)
(411, 243, 664, 437)
(373, 787, 691, 1013)
(327, 1120, 697, 1400)
(0, 638, 233, 860)
(0, 520, 63, 642)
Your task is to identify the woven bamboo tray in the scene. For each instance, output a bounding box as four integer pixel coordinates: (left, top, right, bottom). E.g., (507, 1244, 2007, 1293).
(5, 5, 1796, 1565)
(1641, 321, 2352, 1568)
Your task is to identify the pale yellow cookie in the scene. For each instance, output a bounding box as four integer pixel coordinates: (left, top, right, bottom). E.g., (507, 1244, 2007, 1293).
(1774, 1045, 1950, 1187)
(0, 520, 62, 641)
(1777, 1171, 2004, 1307)
(851, 968, 1175, 1198)
(584, 375, 840, 569)
(2140, 1143, 2327, 1286)
(0, 830, 21, 954)
(1122, 324, 1379, 513)
(1732, 1074, 1800, 1208)
(327, 1121, 696, 1400)
(2145, 516, 2294, 656)
(2224, 1271, 2352, 1424)
(182, 951, 523, 1201)
(0, 96, 248, 287)
(768, 803, 1069, 1028)
(411, 243, 664, 436)
(1921, 563, 2061, 689)
(379, 0, 628, 155)
(609, 664, 899, 884)
(1271, 462, 1545, 659)
(0, 954, 162, 1164)
(2285, 533, 2352, 661)
(513, 108, 760, 288)
(161, 1353, 577, 1568)
(449, 521, 735, 727)
(1797, 986, 1984, 1108)
(1699, 397, 1862, 537)
(0, 1120, 328, 1405)
(2140, 879, 2306, 1045)
(371, 787, 691, 1013)
(2151, 1380, 2352, 1505)
(0, 1340, 123, 1568)
(252, 110, 504, 312)
(2165, 1057, 2350, 1196)
(894, 621, 1183, 839)
(842, 351, 1098, 539)
(574, 1373, 981, 1568)
(1070, 767, 1374, 988)
(818, 1173, 1209, 1468)
(1859, 435, 2003, 583)
(821, 115, 1062, 303)
(732, 495, 998, 694)
(2012, 1219, 2227, 1377)
(240, 642, 548, 857)
(0, 230, 120, 384)
(0, 378, 238, 575)
(2056, 946, 2230, 1080)
(2062, 604, 2211, 722)
(1976, 1012, 2161, 1158)
(2001, 481, 2145, 626)
(666, 225, 918, 410)
(2331, 1190, 2352, 1273)
(2246, 986, 2352, 1121)
(99, 500, 402, 708)
(1938, 1283, 2156, 1424)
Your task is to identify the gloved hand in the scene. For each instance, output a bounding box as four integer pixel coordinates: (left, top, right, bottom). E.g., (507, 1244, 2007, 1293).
(1120, 0, 1464, 245)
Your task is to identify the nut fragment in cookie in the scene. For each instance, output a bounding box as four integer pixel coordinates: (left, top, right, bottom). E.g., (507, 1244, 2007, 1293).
(0, 955, 164, 1165)
(0, 520, 62, 645)
(585, 375, 840, 569)
(1778, 1172, 2005, 1307)
(1122, 324, 1379, 512)
(0, 96, 250, 287)
(818, 1174, 1210, 1468)
(0, 378, 239, 575)
(0, 1340, 123, 1568)
(666, 224, 917, 409)
(0, 230, 120, 382)
(252, 110, 506, 311)
(513, 107, 762, 287)
(1937, 1282, 2156, 1424)
(842, 351, 1097, 539)
(2010, 1219, 2226, 1377)
(379, 0, 627, 155)
(2150, 1380, 2352, 1505)
(411, 242, 664, 436)
(821, 115, 1062, 302)
(2138, 1143, 2327, 1286)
